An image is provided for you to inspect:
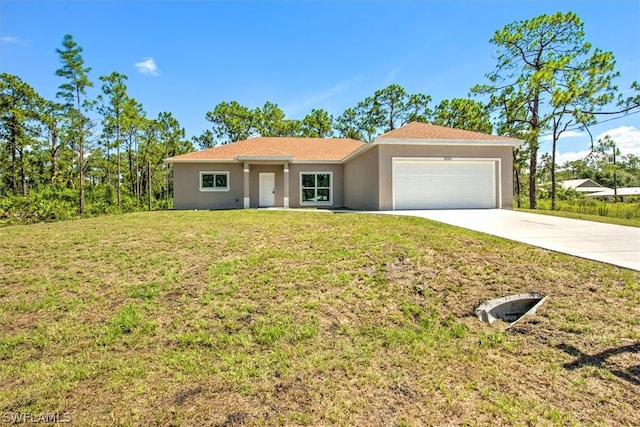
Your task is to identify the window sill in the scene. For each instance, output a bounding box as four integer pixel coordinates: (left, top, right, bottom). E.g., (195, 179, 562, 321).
(300, 201, 333, 206)
(199, 188, 231, 192)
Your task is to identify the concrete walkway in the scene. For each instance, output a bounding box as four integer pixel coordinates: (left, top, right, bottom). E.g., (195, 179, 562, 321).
(378, 209, 640, 271)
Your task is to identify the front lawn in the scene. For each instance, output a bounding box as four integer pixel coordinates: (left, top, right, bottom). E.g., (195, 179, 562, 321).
(0, 210, 637, 426)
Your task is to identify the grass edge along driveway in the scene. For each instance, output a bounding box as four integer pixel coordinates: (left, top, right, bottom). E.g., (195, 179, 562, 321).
(379, 209, 640, 271)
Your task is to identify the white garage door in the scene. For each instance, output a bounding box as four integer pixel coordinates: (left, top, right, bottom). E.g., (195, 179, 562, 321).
(393, 158, 497, 209)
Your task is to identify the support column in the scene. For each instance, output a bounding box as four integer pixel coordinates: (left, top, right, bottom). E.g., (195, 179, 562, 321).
(283, 163, 290, 208)
(243, 163, 250, 208)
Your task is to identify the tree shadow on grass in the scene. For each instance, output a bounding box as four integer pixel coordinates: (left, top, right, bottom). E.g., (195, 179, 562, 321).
(557, 343, 640, 386)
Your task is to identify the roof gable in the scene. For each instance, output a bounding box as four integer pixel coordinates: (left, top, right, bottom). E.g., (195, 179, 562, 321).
(560, 179, 604, 189)
(376, 121, 521, 143)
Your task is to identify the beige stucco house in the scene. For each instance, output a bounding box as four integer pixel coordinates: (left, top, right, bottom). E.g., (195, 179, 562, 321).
(165, 122, 522, 211)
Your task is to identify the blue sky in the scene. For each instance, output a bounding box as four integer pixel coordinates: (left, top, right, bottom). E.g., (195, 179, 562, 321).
(1, 0, 639, 163)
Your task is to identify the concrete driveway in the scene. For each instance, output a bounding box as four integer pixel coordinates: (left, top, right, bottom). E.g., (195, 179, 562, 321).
(380, 209, 640, 271)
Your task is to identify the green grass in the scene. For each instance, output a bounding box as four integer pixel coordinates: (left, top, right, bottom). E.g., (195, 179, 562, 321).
(0, 210, 638, 426)
(518, 207, 640, 227)
(525, 199, 640, 227)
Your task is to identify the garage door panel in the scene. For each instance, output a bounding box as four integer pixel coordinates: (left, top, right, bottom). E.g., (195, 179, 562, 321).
(393, 159, 496, 210)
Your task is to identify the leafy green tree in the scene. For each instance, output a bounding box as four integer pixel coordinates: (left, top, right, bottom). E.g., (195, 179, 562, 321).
(372, 84, 432, 131)
(405, 93, 432, 124)
(192, 129, 216, 149)
(205, 101, 259, 143)
(301, 108, 333, 137)
(548, 44, 618, 209)
(120, 96, 146, 202)
(335, 104, 378, 141)
(39, 100, 67, 186)
(98, 71, 129, 207)
(255, 101, 301, 137)
(156, 111, 188, 204)
(433, 98, 492, 133)
(596, 135, 621, 199)
(0, 73, 44, 196)
(56, 34, 93, 213)
(619, 153, 640, 186)
(472, 12, 619, 209)
(375, 84, 408, 131)
(336, 84, 432, 139)
(335, 108, 362, 140)
(562, 159, 592, 180)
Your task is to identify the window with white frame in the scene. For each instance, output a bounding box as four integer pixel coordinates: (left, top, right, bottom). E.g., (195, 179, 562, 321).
(300, 172, 332, 204)
(200, 171, 229, 191)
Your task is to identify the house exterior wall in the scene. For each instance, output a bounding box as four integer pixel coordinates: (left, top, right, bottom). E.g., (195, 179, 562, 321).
(172, 163, 244, 210)
(172, 143, 515, 211)
(375, 144, 514, 210)
(172, 162, 346, 209)
(288, 163, 345, 208)
(343, 145, 380, 210)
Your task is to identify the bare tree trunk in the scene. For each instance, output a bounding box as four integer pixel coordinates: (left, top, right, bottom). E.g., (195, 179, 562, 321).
(50, 128, 59, 184)
(165, 164, 170, 207)
(514, 169, 521, 209)
(148, 161, 152, 211)
(10, 118, 18, 195)
(551, 137, 557, 210)
(116, 133, 121, 208)
(10, 139, 18, 195)
(128, 147, 135, 198)
(135, 139, 140, 205)
(19, 148, 27, 196)
(76, 89, 85, 214)
(105, 137, 111, 186)
(529, 85, 541, 210)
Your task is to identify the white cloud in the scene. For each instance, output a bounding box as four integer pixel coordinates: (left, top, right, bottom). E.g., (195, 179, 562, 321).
(555, 150, 593, 165)
(541, 130, 583, 142)
(554, 126, 640, 165)
(1, 36, 28, 45)
(134, 57, 159, 76)
(594, 126, 640, 154)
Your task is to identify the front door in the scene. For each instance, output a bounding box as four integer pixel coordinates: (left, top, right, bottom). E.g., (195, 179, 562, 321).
(259, 173, 275, 207)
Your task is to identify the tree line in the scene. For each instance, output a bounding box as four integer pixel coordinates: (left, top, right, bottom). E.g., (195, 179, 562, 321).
(1, 35, 193, 221)
(194, 88, 492, 147)
(1, 11, 639, 223)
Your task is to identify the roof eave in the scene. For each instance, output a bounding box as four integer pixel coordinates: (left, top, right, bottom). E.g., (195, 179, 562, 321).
(235, 155, 294, 161)
(291, 159, 343, 164)
(164, 158, 239, 164)
(373, 137, 524, 146)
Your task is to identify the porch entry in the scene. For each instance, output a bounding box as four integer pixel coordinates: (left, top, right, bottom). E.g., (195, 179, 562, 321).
(259, 173, 275, 207)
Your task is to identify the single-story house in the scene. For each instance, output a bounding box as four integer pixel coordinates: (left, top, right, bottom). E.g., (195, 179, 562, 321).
(560, 179, 611, 193)
(586, 187, 640, 202)
(165, 122, 523, 211)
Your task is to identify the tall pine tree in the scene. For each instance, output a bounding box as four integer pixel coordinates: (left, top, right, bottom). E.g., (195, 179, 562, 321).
(56, 34, 93, 213)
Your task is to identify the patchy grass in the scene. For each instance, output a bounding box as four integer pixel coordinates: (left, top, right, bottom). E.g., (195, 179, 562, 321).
(525, 199, 640, 227)
(518, 207, 640, 227)
(0, 210, 638, 426)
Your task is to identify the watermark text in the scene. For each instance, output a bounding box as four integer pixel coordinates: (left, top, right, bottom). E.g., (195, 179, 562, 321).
(2, 412, 71, 424)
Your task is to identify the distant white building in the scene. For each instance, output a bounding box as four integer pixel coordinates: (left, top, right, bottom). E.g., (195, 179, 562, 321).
(586, 187, 640, 202)
(560, 179, 611, 193)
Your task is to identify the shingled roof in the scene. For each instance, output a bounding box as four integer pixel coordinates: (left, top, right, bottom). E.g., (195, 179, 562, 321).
(377, 121, 521, 142)
(166, 137, 365, 162)
(167, 123, 521, 164)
